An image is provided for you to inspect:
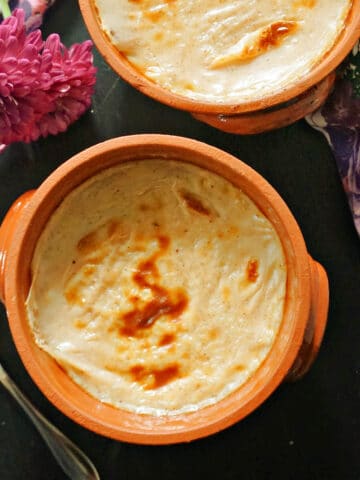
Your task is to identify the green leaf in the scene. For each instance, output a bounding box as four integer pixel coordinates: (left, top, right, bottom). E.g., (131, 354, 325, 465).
(0, 0, 11, 19)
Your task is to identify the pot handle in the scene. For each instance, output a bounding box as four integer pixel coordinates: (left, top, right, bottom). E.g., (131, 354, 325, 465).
(286, 256, 329, 382)
(191, 72, 335, 135)
(0, 191, 36, 304)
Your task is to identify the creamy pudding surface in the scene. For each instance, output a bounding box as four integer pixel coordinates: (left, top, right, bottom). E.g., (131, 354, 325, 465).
(26, 160, 286, 415)
(94, 0, 352, 103)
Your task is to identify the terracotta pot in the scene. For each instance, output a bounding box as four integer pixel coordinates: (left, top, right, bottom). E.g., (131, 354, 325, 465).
(0, 135, 329, 444)
(79, 1, 360, 134)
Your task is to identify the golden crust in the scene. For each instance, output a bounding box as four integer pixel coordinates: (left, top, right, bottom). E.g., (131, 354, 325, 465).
(26, 160, 286, 415)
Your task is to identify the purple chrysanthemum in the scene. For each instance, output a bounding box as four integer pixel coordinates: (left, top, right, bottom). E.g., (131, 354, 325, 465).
(0, 9, 96, 145)
(307, 41, 360, 236)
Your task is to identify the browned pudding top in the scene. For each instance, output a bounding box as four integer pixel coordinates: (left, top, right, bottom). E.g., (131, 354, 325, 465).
(94, 0, 351, 103)
(26, 160, 286, 414)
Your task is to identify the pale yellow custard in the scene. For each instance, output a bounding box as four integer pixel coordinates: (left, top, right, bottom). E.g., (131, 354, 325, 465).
(26, 160, 286, 415)
(94, 0, 352, 104)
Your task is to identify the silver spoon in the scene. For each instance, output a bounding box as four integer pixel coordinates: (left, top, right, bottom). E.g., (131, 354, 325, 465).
(0, 362, 100, 480)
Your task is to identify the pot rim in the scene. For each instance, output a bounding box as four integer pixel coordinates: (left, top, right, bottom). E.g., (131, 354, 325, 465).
(4, 134, 311, 444)
(79, 0, 360, 115)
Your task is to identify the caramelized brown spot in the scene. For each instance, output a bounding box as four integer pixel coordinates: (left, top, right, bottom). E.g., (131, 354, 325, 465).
(85, 306, 95, 316)
(144, 9, 165, 22)
(180, 190, 211, 216)
(66, 220, 132, 306)
(116, 344, 126, 354)
(251, 342, 266, 354)
(153, 32, 164, 42)
(107, 221, 119, 238)
(121, 293, 187, 336)
(158, 333, 176, 346)
(293, 0, 316, 7)
(68, 224, 188, 337)
(246, 259, 259, 283)
(77, 231, 99, 255)
(127, 244, 146, 253)
(77, 220, 127, 256)
(83, 265, 96, 278)
(139, 203, 150, 212)
(119, 235, 188, 336)
(157, 234, 170, 251)
(211, 21, 298, 68)
(74, 319, 86, 329)
(258, 21, 298, 51)
(70, 365, 86, 376)
(233, 364, 246, 372)
(134, 232, 145, 242)
(65, 287, 81, 305)
(184, 82, 195, 91)
(228, 226, 239, 236)
(102, 273, 118, 290)
(208, 328, 219, 341)
(130, 364, 180, 389)
(222, 286, 230, 301)
(105, 363, 122, 374)
(86, 254, 104, 265)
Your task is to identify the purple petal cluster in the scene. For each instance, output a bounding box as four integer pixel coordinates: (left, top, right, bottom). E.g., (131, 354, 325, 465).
(0, 9, 96, 145)
(307, 40, 360, 236)
(7, 1, 56, 32)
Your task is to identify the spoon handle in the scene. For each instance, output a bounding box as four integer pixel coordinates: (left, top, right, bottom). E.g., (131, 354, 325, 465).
(0, 363, 100, 480)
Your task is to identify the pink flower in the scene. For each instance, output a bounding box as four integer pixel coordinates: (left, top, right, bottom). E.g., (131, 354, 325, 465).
(0, 9, 96, 145)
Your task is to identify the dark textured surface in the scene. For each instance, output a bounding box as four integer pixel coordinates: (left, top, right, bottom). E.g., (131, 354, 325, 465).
(0, 2, 360, 479)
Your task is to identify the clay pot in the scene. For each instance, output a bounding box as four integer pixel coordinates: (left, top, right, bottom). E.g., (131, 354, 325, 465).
(79, 1, 360, 134)
(0, 135, 328, 444)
